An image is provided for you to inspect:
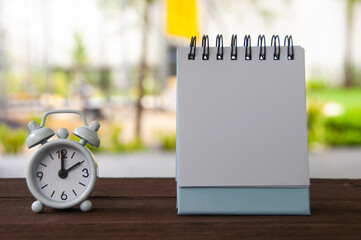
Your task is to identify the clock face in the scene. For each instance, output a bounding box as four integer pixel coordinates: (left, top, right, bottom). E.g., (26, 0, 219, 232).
(32, 144, 92, 203)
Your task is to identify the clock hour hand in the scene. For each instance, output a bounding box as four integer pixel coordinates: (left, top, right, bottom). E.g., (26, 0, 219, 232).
(66, 161, 85, 172)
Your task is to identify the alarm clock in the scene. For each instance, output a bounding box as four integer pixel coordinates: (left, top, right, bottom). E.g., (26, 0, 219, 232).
(25, 109, 100, 213)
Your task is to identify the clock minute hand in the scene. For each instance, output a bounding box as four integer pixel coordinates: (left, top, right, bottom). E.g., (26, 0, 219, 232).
(58, 149, 69, 179)
(60, 149, 66, 170)
(66, 161, 85, 172)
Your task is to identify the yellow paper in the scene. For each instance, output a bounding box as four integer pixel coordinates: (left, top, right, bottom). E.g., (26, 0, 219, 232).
(164, 0, 199, 39)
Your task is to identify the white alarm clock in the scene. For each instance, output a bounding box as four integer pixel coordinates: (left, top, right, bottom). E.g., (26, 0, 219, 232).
(26, 110, 100, 213)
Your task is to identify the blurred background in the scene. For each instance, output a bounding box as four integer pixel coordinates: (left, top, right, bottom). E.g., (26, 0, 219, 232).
(0, 0, 361, 177)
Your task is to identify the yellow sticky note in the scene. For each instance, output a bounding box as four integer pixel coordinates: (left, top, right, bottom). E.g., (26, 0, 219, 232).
(164, 0, 199, 39)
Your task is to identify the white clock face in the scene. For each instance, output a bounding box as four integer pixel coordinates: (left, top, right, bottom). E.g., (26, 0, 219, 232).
(33, 144, 91, 202)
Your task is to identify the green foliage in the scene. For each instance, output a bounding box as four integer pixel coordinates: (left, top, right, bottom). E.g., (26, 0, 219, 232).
(6, 73, 23, 94)
(72, 33, 88, 68)
(67, 133, 104, 153)
(32, 71, 46, 94)
(157, 131, 176, 151)
(86, 144, 103, 153)
(351, 65, 361, 86)
(306, 88, 361, 147)
(307, 87, 361, 109)
(69, 123, 145, 153)
(108, 124, 123, 151)
(108, 124, 145, 152)
(143, 75, 157, 95)
(324, 109, 361, 145)
(116, 138, 145, 152)
(29, 115, 42, 125)
(0, 125, 27, 154)
(0, 120, 146, 155)
(306, 77, 326, 91)
(99, 68, 112, 94)
(6, 71, 44, 96)
(53, 70, 72, 97)
(307, 100, 325, 146)
(84, 68, 113, 96)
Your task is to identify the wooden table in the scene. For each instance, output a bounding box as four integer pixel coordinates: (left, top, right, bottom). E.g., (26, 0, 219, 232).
(1, 178, 361, 239)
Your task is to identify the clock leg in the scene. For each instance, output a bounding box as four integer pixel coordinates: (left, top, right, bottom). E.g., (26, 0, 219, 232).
(31, 200, 44, 213)
(80, 200, 92, 212)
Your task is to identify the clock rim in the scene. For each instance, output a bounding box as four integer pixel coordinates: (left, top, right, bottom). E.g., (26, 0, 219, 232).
(26, 139, 98, 209)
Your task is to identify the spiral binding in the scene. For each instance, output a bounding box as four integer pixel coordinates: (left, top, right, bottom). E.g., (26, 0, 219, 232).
(257, 35, 266, 60)
(231, 35, 237, 60)
(271, 35, 280, 60)
(202, 35, 209, 60)
(216, 34, 223, 60)
(284, 35, 294, 60)
(188, 36, 196, 60)
(244, 35, 252, 60)
(188, 35, 295, 61)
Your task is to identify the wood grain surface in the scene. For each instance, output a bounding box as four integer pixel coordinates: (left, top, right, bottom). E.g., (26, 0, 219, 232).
(1, 178, 361, 239)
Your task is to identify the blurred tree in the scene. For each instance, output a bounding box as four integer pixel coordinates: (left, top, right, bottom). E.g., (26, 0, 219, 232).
(71, 33, 92, 110)
(344, 0, 360, 87)
(135, 0, 155, 140)
(99, 67, 112, 103)
(99, 0, 157, 140)
(73, 33, 88, 69)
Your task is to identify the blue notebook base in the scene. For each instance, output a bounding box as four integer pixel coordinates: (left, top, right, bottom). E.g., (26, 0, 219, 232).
(177, 186, 310, 215)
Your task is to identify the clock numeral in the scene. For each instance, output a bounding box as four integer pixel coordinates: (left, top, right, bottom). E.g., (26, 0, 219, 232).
(56, 149, 67, 159)
(37, 171, 43, 181)
(61, 191, 68, 201)
(82, 168, 89, 178)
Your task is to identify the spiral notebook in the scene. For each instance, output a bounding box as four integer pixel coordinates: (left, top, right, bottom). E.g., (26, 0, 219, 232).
(176, 35, 310, 215)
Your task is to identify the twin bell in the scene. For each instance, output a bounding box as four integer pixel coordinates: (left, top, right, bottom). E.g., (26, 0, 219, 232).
(26, 120, 100, 149)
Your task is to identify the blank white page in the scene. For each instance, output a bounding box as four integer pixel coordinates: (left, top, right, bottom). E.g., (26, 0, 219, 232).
(176, 46, 309, 187)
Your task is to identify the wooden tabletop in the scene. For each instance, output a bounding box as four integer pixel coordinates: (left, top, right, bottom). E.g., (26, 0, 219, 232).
(1, 178, 361, 239)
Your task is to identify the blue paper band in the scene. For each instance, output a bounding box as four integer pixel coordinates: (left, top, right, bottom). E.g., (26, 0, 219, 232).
(177, 186, 310, 215)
